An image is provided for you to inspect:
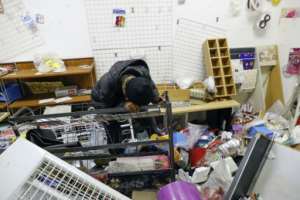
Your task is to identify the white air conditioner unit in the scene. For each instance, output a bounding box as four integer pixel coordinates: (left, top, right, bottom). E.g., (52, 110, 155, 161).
(0, 138, 131, 200)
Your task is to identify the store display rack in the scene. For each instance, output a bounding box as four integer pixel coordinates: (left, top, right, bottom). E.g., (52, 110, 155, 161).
(10, 99, 176, 181)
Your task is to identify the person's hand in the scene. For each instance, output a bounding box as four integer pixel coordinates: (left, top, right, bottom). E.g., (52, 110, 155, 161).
(153, 96, 164, 104)
(124, 101, 140, 112)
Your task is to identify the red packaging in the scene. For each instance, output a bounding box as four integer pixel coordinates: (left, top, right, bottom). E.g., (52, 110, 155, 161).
(190, 147, 207, 167)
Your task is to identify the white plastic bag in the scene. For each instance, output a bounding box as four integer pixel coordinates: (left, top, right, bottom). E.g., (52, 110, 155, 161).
(204, 159, 233, 192)
(186, 122, 208, 149)
(176, 77, 195, 89)
(34, 53, 66, 73)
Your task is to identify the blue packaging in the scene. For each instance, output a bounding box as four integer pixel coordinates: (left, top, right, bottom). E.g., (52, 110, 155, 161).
(248, 125, 273, 139)
(0, 83, 23, 103)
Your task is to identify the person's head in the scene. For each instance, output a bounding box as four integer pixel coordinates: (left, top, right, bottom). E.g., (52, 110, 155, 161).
(125, 77, 154, 106)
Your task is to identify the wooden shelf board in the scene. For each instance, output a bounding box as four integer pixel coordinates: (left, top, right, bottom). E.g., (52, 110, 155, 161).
(2, 66, 93, 80)
(0, 103, 6, 110)
(8, 95, 91, 109)
(170, 99, 240, 115)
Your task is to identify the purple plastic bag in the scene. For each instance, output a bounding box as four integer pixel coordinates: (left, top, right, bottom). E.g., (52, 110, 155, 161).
(157, 181, 202, 200)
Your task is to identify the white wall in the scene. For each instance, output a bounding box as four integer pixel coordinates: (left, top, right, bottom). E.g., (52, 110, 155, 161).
(7, 0, 92, 62)
(175, 0, 300, 103)
(4, 0, 300, 102)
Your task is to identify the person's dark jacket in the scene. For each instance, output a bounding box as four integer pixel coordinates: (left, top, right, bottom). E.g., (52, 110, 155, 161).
(91, 59, 159, 108)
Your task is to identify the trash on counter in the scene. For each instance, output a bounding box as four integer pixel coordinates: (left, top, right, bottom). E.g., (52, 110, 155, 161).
(190, 78, 216, 101)
(176, 77, 195, 89)
(157, 181, 202, 200)
(34, 53, 66, 73)
(203, 76, 217, 94)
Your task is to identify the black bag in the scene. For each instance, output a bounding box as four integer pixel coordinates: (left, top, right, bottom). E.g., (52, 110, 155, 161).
(26, 129, 63, 148)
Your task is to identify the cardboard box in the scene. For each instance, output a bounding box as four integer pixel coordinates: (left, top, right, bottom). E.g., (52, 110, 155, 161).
(132, 191, 157, 200)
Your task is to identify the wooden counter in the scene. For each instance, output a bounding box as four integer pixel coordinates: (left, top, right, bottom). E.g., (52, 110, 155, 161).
(171, 99, 240, 114)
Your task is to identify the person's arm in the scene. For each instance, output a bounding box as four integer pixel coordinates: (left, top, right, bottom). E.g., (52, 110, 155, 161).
(150, 79, 162, 104)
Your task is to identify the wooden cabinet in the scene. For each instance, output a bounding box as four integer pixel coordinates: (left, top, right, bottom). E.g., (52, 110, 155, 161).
(0, 57, 96, 110)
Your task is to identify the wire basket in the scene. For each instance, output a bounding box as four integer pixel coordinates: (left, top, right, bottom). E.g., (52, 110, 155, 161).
(39, 118, 107, 147)
(0, 139, 131, 200)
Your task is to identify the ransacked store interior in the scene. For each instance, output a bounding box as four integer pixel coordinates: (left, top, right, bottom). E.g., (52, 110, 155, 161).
(1, 0, 300, 199)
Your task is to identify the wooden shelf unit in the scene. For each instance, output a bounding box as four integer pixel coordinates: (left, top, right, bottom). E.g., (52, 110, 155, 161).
(203, 38, 237, 98)
(8, 95, 91, 109)
(0, 57, 96, 110)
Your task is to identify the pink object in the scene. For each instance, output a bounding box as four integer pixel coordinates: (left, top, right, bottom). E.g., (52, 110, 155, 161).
(286, 48, 300, 75)
(157, 181, 202, 200)
(286, 10, 297, 18)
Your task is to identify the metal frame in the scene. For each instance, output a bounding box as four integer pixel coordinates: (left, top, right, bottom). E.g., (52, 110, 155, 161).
(10, 100, 176, 181)
(225, 134, 274, 200)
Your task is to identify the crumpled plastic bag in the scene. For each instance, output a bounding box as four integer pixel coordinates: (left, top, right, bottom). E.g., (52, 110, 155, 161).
(185, 122, 208, 149)
(264, 112, 291, 143)
(203, 76, 217, 94)
(201, 158, 233, 194)
(176, 77, 195, 89)
(34, 53, 66, 73)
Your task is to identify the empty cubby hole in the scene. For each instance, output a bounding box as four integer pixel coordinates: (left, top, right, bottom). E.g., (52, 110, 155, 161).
(225, 76, 233, 85)
(216, 86, 225, 96)
(218, 39, 227, 48)
(208, 40, 217, 48)
(219, 48, 229, 57)
(210, 49, 219, 57)
(223, 67, 232, 76)
(213, 68, 222, 76)
(214, 77, 224, 85)
(211, 58, 220, 67)
(226, 85, 235, 95)
(221, 57, 230, 66)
